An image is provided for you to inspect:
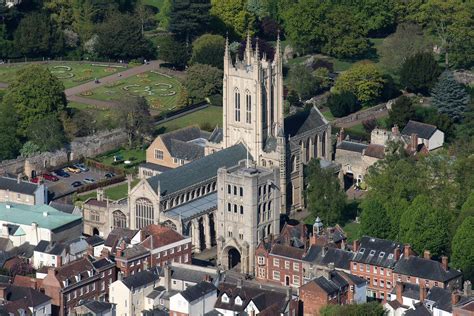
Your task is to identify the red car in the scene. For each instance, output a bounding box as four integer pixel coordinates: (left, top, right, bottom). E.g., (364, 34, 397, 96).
(42, 173, 59, 182)
(30, 177, 43, 184)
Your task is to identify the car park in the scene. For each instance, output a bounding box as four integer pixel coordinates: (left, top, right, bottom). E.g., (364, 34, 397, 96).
(30, 177, 43, 184)
(105, 173, 115, 179)
(53, 169, 70, 178)
(71, 181, 83, 188)
(84, 178, 95, 184)
(74, 163, 89, 172)
(42, 173, 59, 182)
(67, 166, 81, 174)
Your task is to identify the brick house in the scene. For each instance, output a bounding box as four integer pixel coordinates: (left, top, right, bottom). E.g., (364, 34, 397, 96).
(393, 249, 463, 291)
(255, 242, 305, 288)
(302, 244, 354, 282)
(41, 256, 116, 315)
(113, 240, 150, 277)
(350, 236, 406, 301)
(299, 270, 367, 316)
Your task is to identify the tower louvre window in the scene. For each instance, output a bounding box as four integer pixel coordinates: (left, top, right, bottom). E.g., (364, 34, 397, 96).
(234, 89, 241, 122)
(246, 93, 251, 123)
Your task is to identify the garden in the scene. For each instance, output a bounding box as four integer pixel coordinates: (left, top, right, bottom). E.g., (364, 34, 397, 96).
(0, 62, 130, 88)
(94, 148, 147, 172)
(81, 71, 183, 112)
(155, 105, 223, 134)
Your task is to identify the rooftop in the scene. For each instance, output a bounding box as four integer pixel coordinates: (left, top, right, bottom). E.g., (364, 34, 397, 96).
(401, 120, 438, 139)
(179, 281, 217, 302)
(0, 202, 82, 231)
(141, 224, 187, 249)
(0, 176, 41, 195)
(303, 245, 354, 271)
(394, 255, 462, 283)
(337, 140, 368, 153)
(147, 144, 249, 196)
(122, 269, 159, 289)
(165, 193, 217, 221)
(285, 106, 327, 137)
(352, 236, 403, 268)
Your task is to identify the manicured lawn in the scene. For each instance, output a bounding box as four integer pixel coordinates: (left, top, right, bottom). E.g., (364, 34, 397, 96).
(156, 106, 223, 134)
(96, 148, 147, 170)
(0, 62, 130, 88)
(343, 221, 361, 243)
(104, 179, 139, 200)
(82, 71, 183, 113)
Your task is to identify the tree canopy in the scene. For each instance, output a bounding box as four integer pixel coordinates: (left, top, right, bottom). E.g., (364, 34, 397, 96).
(451, 216, 474, 282)
(431, 71, 470, 122)
(183, 63, 223, 102)
(399, 52, 441, 95)
(190, 34, 225, 69)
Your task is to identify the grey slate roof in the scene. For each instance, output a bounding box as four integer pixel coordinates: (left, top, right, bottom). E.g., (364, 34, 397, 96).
(405, 303, 431, 316)
(34, 240, 65, 255)
(352, 236, 403, 268)
(425, 286, 453, 312)
(161, 126, 206, 160)
(79, 300, 114, 313)
(0, 283, 51, 306)
(122, 269, 159, 289)
(86, 235, 104, 247)
(147, 144, 248, 196)
(394, 256, 462, 282)
(401, 120, 438, 139)
(0, 177, 39, 195)
(313, 276, 340, 295)
(166, 193, 217, 221)
(209, 127, 223, 143)
(337, 140, 368, 153)
(284, 106, 327, 137)
(49, 201, 76, 214)
(180, 281, 216, 302)
(140, 162, 172, 173)
(302, 245, 353, 271)
(158, 265, 218, 284)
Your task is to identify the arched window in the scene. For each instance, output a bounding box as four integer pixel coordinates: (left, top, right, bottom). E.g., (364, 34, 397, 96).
(135, 198, 154, 229)
(291, 155, 296, 172)
(322, 131, 326, 158)
(234, 89, 241, 122)
(245, 91, 251, 124)
(262, 159, 266, 167)
(113, 210, 127, 229)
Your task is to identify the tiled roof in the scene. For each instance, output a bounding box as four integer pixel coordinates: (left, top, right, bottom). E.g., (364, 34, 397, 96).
(86, 235, 104, 246)
(0, 177, 40, 195)
(179, 281, 216, 302)
(116, 244, 149, 259)
(122, 269, 159, 289)
(402, 120, 438, 139)
(303, 245, 353, 271)
(141, 225, 186, 249)
(0, 203, 82, 231)
(139, 162, 172, 173)
(405, 302, 431, 316)
(160, 126, 206, 160)
(365, 144, 385, 159)
(337, 140, 368, 153)
(84, 199, 107, 208)
(425, 286, 453, 312)
(34, 240, 65, 255)
(270, 244, 305, 260)
(158, 265, 218, 284)
(352, 236, 403, 268)
(285, 106, 327, 137)
(208, 127, 223, 143)
(147, 144, 248, 196)
(0, 283, 51, 307)
(48, 201, 76, 214)
(78, 300, 114, 313)
(104, 228, 139, 247)
(54, 257, 94, 287)
(394, 255, 462, 282)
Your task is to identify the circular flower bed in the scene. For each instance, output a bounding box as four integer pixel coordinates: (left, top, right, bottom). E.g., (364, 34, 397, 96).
(123, 84, 140, 91)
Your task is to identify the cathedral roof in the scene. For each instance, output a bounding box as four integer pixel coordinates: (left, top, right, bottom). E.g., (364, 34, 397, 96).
(284, 106, 327, 138)
(147, 144, 249, 196)
(209, 127, 223, 143)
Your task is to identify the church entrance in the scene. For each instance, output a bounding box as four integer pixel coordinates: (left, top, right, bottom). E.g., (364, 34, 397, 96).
(92, 227, 99, 236)
(227, 248, 241, 270)
(343, 172, 354, 190)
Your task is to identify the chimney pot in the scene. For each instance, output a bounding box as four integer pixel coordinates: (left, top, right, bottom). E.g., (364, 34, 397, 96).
(392, 125, 400, 136)
(423, 250, 431, 260)
(441, 256, 448, 271)
(451, 292, 461, 305)
(237, 278, 243, 288)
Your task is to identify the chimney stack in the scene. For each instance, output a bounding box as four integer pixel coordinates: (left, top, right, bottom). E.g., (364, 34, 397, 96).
(0, 286, 6, 301)
(352, 240, 359, 252)
(464, 280, 472, 297)
(17, 174, 21, 184)
(441, 256, 449, 271)
(419, 283, 427, 303)
(396, 283, 404, 304)
(338, 128, 345, 144)
(236, 278, 243, 289)
(403, 244, 411, 258)
(451, 291, 461, 305)
(411, 133, 418, 151)
(286, 287, 292, 301)
(394, 248, 401, 261)
(423, 250, 431, 260)
(164, 264, 171, 291)
(392, 125, 400, 136)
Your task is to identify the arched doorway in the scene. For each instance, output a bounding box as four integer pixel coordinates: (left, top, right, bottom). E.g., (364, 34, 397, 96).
(227, 248, 241, 270)
(92, 227, 99, 236)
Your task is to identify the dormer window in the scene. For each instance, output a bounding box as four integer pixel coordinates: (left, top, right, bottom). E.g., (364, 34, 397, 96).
(369, 250, 376, 256)
(235, 296, 243, 306)
(388, 254, 394, 260)
(221, 294, 229, 303)
(359, 248, 365, 254)
(379, 252, 385, 257)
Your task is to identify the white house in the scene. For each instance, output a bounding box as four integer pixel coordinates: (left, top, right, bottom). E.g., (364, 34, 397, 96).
(169, 281, 217, 316)
(0, 176, 47, 206)
(157, 262, 221, 292)
(401, 120, 444, 151)
(0, 203, 82, 247)
(109, 269, 160, 316)
(33, 237, 89, 269)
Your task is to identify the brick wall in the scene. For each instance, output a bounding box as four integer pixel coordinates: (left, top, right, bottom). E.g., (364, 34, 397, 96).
(350, 262, 393, 300)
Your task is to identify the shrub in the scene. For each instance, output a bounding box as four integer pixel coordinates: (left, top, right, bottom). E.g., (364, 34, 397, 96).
(327, 92, 360, 118)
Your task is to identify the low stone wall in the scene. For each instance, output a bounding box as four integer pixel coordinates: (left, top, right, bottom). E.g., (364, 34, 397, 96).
(332, 103, 388, 127)
(0, 129, 127, 177)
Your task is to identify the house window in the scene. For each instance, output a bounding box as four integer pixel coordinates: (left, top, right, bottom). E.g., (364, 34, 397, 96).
(293, 275, 300, 286)
(359, 264, 363, 271)
(90, 211, 100, 222)
(352, 263, 357, 270)
(245, 92, 251, 124)
(234, 205, 237, 213)
(373, 279, 377, 286)
(374, 267, 378, 274)
(273, 258, 279, 267)
(183, 254, 188, 262)
(366, 265, 370, 272)
(285, 261, 290, 269)
(154, 149, 163, 160)
(258, 256, 265, 265)
(101, 281, 105, 291)
(293, 263, 299, 272)
(234, 89, 241, 122)
(387, 281, 391, 289)
(273, 271, 280, 281)
(184, 244, 188, 250)
(170, 248, 174, 254)
(258, 267, 265, 278)
(380, 268, 384, 275)
(92, 283, 95, 291)
(173, 158, 178, 164)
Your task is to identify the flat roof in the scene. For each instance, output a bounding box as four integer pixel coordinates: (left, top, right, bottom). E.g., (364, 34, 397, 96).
(0, 202, 82, 230)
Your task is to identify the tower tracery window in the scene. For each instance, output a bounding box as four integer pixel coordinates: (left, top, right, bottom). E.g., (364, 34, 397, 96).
(234, 89, 241, 122)
(135, 198, 154, 229)
(245, 91, 251, 124)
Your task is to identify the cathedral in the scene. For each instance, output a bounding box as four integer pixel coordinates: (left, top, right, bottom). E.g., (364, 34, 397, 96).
(85, 34, 332, 275)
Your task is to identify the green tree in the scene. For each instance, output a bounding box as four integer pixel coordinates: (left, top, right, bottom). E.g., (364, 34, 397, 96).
(387, 96, 415, 129)
(2, 65, 67, 137)
(0, 102, 21, 161)
(320, 302, 386, 316)
(116, 96, 153, 147)
(183, 63, 223, 102)
(313, 67, 331, 91)
(456, 191, 474, 228)
(19, 141, 40, 158)
(451, 216, 474, 282)
(431, 71, 470, 122)
(379, 23, 430, 73)
(27, 115, 67, 152)
(190, 34, 225, 69)
(157, 35, 191, 68)
(354, 0, 396, 36)
(327, 92, 360, 118)
(334, 61, 385, 105)
(96, 12, 154, 60)
(360, 198, 392, 239)
(169, 0, 211, 43)
(71, 0, 97, 41)
(287, 64, 319, 101)
(399, 195, 452, 257)
(305, 160, 346, 226)
(399, 52, 441, 95)
(210, 0, 255, 37)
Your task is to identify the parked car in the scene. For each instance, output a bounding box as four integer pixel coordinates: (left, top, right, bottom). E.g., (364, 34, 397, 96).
(74, 163, 89, 172)
(71, 181, 83, 188)
(105, 173, 115, 179)
(30, 177, 43, 184)
(83, 178, 95, 184)
(67, 166, 81, 174)
(42, 173, 59, 182)
(54, 169, 70, 178)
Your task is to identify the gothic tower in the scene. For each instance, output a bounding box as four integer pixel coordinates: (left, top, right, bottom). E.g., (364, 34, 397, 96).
(222, 33, 285, 161)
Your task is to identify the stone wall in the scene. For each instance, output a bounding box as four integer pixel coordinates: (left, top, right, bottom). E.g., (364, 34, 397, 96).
(0, 129, 127, 177)
(332, 103, 388, 127)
